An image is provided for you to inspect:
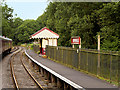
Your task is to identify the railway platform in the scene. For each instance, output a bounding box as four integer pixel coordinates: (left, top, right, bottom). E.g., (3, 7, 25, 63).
(26, 49, 118, 89)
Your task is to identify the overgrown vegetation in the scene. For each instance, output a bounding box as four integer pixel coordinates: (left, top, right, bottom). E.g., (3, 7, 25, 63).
(2, 1, 120, 51)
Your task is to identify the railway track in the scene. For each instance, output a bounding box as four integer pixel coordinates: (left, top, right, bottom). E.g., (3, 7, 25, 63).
(10, 48, 43, 89)
(10, 47, 58, 90)
(20, 53, 44, 89)
(11, 47, 19, 53)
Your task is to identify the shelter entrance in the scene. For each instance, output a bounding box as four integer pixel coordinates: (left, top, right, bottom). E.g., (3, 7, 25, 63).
(40, 39, 42, 54)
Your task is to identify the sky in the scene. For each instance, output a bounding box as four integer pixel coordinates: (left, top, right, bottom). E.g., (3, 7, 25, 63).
(6, 0, 49, 20)
(5, 0, 119, 20)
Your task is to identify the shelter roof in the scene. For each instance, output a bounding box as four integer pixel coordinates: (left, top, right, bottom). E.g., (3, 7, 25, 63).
(31, 27, 59, 39)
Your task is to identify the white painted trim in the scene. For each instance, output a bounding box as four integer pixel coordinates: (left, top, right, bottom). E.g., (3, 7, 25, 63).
(25, 50, 84, 89)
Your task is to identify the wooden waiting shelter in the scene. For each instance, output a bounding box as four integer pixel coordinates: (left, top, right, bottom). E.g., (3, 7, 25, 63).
(30, 27, 59, 55)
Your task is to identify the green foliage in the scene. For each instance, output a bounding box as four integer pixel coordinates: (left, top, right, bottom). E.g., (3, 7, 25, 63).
(27, 43, 34, 50)
(2, 2, 13, 37)
(39, 2, 119, 51)
(96, 2, 120, 51)
(12, 17, 23, 28)
(36, 2, 103, 48)
(2, 1, 120, 51)
(37, 51, 40, 54)
(1, 1, 40, 45)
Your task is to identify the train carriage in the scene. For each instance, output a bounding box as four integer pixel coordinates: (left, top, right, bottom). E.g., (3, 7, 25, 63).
(0, 36, 12, 55)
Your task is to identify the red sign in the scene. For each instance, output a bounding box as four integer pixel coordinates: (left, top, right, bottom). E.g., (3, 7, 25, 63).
(71, 36, 80, 44)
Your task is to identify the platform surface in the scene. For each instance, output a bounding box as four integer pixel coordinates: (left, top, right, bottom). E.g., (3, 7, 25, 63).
(26, 49, 118, 89)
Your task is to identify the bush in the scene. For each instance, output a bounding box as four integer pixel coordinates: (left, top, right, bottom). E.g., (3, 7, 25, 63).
(30, 44, 34, 50)
(21, 44, 26, 47)
(37, 51, 40, 54)
(27, 43, 34, 50)
(17, 42, 22, 46)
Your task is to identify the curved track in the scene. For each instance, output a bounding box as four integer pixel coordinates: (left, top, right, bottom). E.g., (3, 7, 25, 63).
(10, 47, 44, 90)
(20, 52, 44, 89)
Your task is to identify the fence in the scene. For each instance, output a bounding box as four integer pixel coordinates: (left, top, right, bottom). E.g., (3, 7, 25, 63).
(46, 46, 120, 86)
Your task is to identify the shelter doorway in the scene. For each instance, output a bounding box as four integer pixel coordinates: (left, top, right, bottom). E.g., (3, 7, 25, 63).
(40, 39, 42, 54)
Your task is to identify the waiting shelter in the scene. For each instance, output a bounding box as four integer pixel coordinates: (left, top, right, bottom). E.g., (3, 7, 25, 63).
(30, 27, 59, 55)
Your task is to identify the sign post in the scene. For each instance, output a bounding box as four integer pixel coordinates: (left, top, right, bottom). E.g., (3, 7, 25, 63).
(72, 44, 75, 48)
(79, 39, 81, 48)
(71, 36, 81, 49)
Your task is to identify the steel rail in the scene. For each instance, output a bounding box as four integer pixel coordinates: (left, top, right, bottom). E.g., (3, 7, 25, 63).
(11, 47, 19, 53)
(20, 52, 44, 90)
(10, 48, 21, 90)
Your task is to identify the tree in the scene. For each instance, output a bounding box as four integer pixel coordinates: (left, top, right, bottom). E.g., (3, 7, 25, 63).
(12, 17, 23, 28)
(2, 1, 120, 50)
(96, 2, 120, 51)
(2, 2, 13, 37)
(13, 19, 40, 44)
